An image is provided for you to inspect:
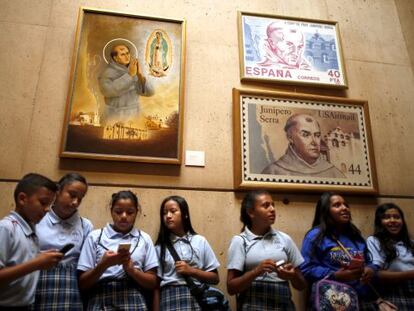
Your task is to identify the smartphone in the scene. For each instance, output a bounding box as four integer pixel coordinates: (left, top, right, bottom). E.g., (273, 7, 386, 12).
(275, 259, 286, 267)
(117, 243, 131, 252)
(59, 243, 75, 254)
(346, 258, 364, 269)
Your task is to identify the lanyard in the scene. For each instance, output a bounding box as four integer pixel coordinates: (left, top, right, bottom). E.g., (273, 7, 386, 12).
(97, 228, 141, 255)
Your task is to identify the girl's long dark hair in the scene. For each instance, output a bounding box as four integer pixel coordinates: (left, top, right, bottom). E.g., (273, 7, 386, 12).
(310, 192, 365, 254)
(373, 203, 414, 266)
(240, 190, 271, 231)
(155, 195, 197, 275)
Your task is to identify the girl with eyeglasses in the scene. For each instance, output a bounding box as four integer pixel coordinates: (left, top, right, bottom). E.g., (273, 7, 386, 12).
(226, 190, 306, 310)
(77, 190, 158, 310)
(367, 203, 414, 309)
(153, 195, 229, 310)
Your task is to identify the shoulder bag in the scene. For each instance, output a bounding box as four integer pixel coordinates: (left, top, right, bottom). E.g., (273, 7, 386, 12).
(165, 240, 228, 311)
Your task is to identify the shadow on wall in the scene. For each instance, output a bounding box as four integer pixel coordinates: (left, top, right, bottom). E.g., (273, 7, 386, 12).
(59, 158, 181, 177)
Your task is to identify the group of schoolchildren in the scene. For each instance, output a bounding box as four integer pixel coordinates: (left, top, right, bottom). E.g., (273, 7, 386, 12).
(0, 173, 413, 310)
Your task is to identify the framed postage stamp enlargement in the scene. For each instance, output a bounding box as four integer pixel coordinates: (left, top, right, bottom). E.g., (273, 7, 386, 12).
(238, 11, 348, 89)
(60, 7, 186, 164)
(233, 88, 378, 194)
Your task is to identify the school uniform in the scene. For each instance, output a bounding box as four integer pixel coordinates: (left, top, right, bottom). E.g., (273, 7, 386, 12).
(301, 227, 378, 311)
(367, 236, 414, 310)
(227, 227, 303, 311)
(30, 208, 93, 310)
(78, 224, 158, 311)
(156, 233, 227, 311)
(0, 211, 40, 307)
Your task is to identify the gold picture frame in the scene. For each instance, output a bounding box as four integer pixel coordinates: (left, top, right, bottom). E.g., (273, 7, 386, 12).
(60, 7, 186, 164)
(238, 11, 348, 89)
(233, 88, 378, 194)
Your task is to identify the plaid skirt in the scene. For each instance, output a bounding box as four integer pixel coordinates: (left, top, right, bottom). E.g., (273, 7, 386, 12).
(377, 279, 414, 311)
(238, 280, 295, 311)
(29, 263, 83, 311)
(87, 277, 147, 311)
(358, 299, 378, 311)
(160, 285, 201, 311)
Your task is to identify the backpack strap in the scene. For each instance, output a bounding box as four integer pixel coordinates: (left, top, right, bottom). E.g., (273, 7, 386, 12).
(237, 234, 248, 271)
(96, 228, 108, 250)
(165, 240, 209, 310)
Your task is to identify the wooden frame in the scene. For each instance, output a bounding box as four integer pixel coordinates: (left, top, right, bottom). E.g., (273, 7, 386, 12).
(60, 7, 186, 164)
(233, 88, 378, 194)
(238, 11, 348, 89)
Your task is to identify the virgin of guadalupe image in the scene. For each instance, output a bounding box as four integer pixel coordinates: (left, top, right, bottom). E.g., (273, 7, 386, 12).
(147, 31, 170, 77)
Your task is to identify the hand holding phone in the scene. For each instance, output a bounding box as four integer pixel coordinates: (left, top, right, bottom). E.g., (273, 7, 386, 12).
(346, 258, 364, 270)
(275, 259, 286, 268)
(117, 243, 131, 252)
(59, 243, 75, 254)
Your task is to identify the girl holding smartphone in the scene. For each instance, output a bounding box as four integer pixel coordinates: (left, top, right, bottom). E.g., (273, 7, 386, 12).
(78, 190, 158, 310)
(32, 173, 93, 310)
(227, 190, 306, 310)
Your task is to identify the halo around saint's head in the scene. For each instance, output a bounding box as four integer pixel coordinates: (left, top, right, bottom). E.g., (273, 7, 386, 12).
(103, 38, 138, 64)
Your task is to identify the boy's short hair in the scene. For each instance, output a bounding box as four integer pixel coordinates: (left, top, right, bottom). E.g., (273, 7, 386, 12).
(14, 173, 58, 204)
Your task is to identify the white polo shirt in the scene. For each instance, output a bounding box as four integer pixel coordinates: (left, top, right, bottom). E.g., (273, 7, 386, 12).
(35, 207, 93, 265)
(227, 227, 304, 282)
(77, 224, 158, 279)
(0, 211, 40, 306)
(156, 233, 220, 287)
(367, 236, 414, 271)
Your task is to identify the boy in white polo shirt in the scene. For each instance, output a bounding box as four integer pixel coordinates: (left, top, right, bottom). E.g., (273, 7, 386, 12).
(0, 173, 64, 309)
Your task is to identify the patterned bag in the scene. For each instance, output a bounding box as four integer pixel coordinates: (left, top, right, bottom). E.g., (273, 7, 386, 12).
(333, 236, 398, 311)
(314, 277, 359, 311)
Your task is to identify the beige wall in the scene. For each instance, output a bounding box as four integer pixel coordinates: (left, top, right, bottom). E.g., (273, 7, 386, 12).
(395, 0, 414, 69)
(0, 0, 413, 309)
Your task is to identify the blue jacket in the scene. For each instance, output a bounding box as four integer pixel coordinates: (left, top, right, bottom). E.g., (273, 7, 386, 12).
(300, 227, 377, 297)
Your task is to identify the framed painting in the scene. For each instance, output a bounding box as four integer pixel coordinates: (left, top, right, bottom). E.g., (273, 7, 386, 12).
(238, 11, 348, 88)
(60, 7, 186, 164)
(233, 88, 378, 194)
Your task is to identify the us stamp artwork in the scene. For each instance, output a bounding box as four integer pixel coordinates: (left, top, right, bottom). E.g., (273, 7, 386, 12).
(233, 89, 378, 194)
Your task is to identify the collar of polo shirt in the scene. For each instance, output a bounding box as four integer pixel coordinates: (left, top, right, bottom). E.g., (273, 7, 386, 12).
(170, 232, 193, 244)
(48, 206, 80, 226)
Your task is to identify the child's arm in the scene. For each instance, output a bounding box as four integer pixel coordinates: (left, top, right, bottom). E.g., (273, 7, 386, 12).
(376, 269, 414, 283)
(0, 250, 63, 285)
(175, 262, 219, 284)
(333, 267, 364, 281)
(152, 280, 161, 311)
(366, 236, 413, 283)
(276, 263, 307, 290)
(123, 259, 157, 289)
(300, 231, 335, 283)
(78, 250, 128, 290)
(227, 259, 277, 295)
